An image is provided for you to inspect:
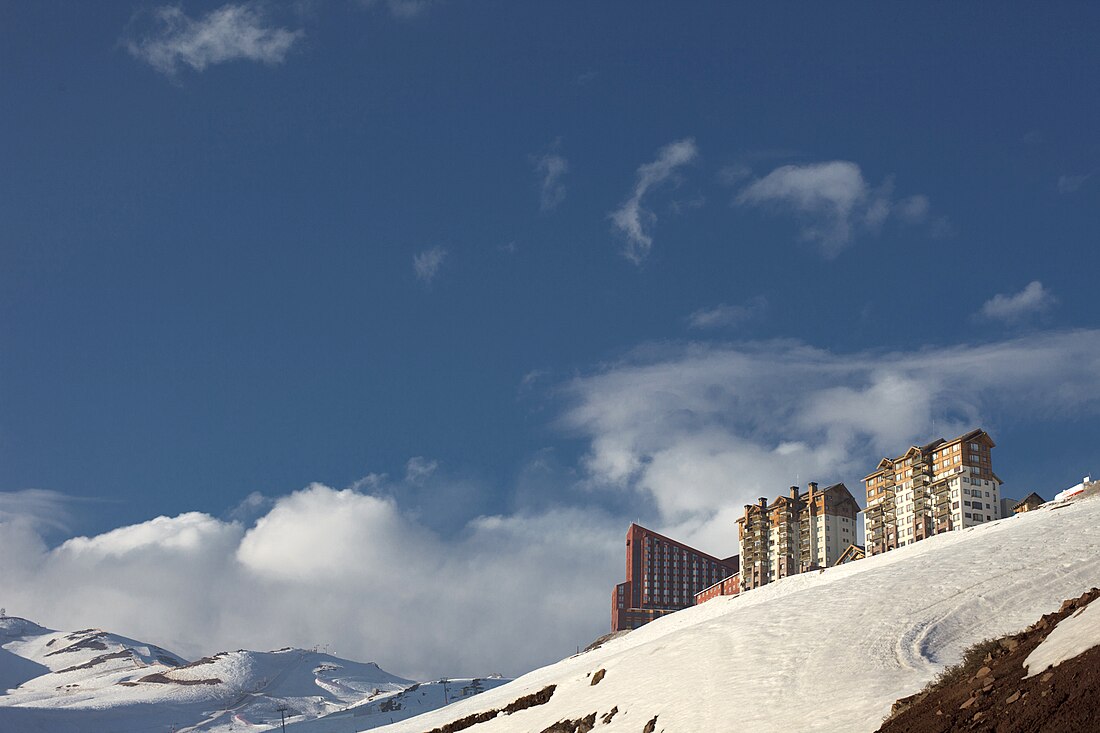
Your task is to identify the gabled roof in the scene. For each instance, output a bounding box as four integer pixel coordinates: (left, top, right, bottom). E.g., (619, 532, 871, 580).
(834, 544, 866, 565)
(897, 445, 924, 461)
(864, 459, 893, 480)
(1012, 492, 1044, 510)
(951, 427, 995, 448)
(815, 482, 862, 513)
(921, 438, 945, 452)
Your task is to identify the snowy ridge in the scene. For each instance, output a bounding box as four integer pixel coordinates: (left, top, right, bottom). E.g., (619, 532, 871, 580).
(0, 620, 507, 732)
(374, 495, 1100, 733)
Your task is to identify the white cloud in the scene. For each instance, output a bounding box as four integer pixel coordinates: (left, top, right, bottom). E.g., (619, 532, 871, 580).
(533, 149, 568, 212)
(687, 297, 767, 330)
(736, 162, 937, 256)
(562, 330, 1100, 553)
(126, 4, 303, 75)
(404, 456, 439, 484)
(360, 0, 434, 18)
(1057, 173, 1092, 194)
(610, 138, 699, 265)
(4, 330, 1100, 680)
(413, 246, 447, 284)
(979, 281, 1057, 323)
(0, 484, 620, 680)
(0, 489, 75, 534)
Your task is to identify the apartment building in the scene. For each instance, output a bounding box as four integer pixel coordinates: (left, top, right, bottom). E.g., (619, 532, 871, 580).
(611, 523, 739, 631)
(736, 482, 861, 591)
(863, 428, 1002, 556)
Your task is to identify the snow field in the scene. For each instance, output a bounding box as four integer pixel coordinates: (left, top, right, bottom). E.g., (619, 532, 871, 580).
(373, 496, 1100, 733)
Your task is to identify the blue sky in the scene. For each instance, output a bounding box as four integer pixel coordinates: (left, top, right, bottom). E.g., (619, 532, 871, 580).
(1, 2, 1099, 677)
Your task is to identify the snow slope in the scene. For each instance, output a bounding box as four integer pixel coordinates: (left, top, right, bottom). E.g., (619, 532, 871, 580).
(373, 495, 1100, 733)
(288, 678, 512, 732)
(0, 619, 506, 733)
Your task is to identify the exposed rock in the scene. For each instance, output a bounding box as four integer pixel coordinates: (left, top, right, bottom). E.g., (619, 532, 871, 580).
(601, 706, 618, 724)
(57, 650, 133, 674)
(642, 714, 659, 733)
(501, 685, 557, 714)
(591, 669, 606, 686)
(877, 587, 1100, 733)
(540, 712, 596, 733)
(137, 672, 222, 686)
(423, 685, 557, 733)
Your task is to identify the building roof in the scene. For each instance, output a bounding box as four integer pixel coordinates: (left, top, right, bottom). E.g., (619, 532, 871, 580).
(626, 523, 738, 568)
(865, 428, 995, 481)
(834, 544, 866, 565)
(1012, 492, 1045, 510)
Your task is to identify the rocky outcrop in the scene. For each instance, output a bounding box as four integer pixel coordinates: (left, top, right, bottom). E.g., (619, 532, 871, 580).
(878, 588, 1100, 732)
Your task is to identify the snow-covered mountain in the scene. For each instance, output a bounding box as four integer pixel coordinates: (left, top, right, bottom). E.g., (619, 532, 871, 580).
(371, 494, 1100, 733)
(0, 620, 508, 732)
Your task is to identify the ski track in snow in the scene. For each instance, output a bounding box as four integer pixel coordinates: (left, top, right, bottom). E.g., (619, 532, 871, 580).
(373, 496, 1100, 733)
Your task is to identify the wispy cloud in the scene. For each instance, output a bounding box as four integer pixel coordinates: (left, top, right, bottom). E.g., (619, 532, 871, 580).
(563, 329, 1100, 551)
(360, 0, 434, 19)
(404, 456, 439, 484)
(736, 161, 939, 257)
(716, 164, 753, 186)
(0, 489, 76, 534)
(1058, 172, 1093, 194)
(687, 296, 767, 330)
(979, 281, 1057, 323)
(610, 138, 699, 265)
(533, 146, 569, 212)
(413, 246, 447, 284)
(125, 3, 303, 75)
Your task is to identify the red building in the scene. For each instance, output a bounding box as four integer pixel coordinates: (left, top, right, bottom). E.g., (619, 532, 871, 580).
(694, 574, 741, 605)
(611, 523, 739, 631)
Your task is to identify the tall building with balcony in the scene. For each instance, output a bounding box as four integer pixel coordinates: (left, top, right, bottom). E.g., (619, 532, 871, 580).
(737, 482, 861, 591)
(611, 523, 739, 631)
(863, 428, 1002, 556)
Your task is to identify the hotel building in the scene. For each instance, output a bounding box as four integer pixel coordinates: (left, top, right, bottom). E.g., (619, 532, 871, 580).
(736, 482, 861, 591)
(611, 523, 739, 632)
(863, 428, 1002, 556)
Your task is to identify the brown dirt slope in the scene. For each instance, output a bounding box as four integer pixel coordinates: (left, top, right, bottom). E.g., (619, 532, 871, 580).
(877, 588, 1100, 733)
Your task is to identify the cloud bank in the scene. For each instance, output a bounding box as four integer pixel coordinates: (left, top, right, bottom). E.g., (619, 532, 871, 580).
(126, 4, 303, 75)
(5, 330, 1100, 680)
(0, 484, 620, 680)
(610, 138, 698, 265)
(562, 329, 1100, 552)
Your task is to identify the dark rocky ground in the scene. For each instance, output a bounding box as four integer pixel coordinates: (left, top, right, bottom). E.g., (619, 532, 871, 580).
(877, 588, 1100, 733)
